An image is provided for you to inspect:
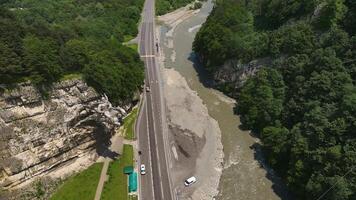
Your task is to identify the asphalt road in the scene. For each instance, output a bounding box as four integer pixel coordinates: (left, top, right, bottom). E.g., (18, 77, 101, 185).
(136, 0, 174, 199)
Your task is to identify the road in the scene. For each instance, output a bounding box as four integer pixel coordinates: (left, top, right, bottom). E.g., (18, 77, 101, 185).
(136, 0, 174, 199)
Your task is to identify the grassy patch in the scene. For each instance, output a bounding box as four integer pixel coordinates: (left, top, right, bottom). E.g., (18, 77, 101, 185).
(60, 73, 83, 81)
(123, 107, 139, 140)
(128, 195, 138, 200)
(50, 163, 103, 200)
(124, 35, 135, 43)
(101, 144, 134, 200)
(126, 43, 138, 52)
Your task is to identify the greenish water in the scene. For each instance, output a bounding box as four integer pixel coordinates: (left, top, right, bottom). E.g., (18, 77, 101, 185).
(160, 1, 289, 199)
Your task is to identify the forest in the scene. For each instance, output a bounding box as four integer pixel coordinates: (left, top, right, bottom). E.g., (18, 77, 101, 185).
(0, 0, 145, 105)
(156, 0, 196, 15)
(194, 0, 356, 199)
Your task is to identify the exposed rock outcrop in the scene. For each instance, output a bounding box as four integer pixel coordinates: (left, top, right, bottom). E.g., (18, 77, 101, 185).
(0, 79, 130, 189)
(212, 58, 271, 97)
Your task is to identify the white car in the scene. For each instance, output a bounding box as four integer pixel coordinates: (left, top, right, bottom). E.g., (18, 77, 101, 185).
(184, 176, 196, 186)
(140, 164, 146, 175)
(146, 86, 150, 92)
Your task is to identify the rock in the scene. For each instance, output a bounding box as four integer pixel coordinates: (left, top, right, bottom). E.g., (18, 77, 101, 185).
(212, 57, 272, 97)
(0, 79, 130, 189)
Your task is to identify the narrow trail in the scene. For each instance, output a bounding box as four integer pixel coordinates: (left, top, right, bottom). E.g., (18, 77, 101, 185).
(94, 134, 124, 200)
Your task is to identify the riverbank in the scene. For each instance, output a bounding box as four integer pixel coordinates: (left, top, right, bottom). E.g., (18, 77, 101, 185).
(156, 4, 224, 200)
(156, 0, 284, 199)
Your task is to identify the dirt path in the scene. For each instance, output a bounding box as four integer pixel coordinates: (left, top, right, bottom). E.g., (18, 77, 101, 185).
(94, 134, 124, 200)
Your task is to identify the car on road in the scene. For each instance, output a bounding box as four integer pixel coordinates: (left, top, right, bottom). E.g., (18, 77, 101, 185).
(184, 176, 196, 186)
(140, 164, 146, 175)
(146, 86, 150, 92)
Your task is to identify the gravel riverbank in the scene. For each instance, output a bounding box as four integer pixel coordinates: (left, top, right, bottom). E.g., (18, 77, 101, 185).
(156, 4, 224, 199)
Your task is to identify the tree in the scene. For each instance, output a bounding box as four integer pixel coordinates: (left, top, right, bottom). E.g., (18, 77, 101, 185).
(62, 39, 89, 71)
(262, 125, 290, 173)
(314, 0, 347, 30)
(23, 35, 62, 85)
(0, 43, 23, 84)
(237, 68, 285, 131)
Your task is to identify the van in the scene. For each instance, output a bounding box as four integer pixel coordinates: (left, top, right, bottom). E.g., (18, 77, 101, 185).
(184, 176, 196, 186)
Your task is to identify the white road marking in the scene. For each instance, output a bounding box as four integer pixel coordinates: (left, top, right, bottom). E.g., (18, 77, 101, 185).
(141, 55, 155, 58)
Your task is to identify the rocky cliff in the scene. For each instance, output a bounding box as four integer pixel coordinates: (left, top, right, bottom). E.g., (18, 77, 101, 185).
(212, 58, 271, 98)
(0, 79, 130, 189)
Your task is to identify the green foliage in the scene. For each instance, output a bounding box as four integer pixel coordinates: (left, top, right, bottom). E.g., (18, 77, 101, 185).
(194, 0, 356, 199)
(156, 0, 196, 15)
(123, 107, 139, 140)
(237, 68, 285, 131)
(0, 0, 144, 104)
(62, 39, 89, 72)
(253, 0, 317, 30)
(343, 0, 356, 35)
(191, 2, 202, 10)
(194, 1, 259, 70)
(268, 22, 316, 55)
(83, 51, 144, 106)
(313, 0, 347, 30)
(23, 35, 62, 85)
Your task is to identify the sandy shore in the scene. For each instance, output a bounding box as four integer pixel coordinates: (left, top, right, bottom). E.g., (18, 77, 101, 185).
(156, 5, 224, 200)
(157, 4, 200, 38)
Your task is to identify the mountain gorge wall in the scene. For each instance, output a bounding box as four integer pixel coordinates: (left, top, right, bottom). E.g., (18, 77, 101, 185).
(212, 58, 271, 97)
(0, 79, 130, 189)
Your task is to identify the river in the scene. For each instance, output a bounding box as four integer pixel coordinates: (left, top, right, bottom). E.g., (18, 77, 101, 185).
(159, 1, 288, 200)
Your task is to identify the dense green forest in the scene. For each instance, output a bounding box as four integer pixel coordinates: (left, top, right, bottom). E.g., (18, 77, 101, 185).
(156, 0, 196, 15)
(0, 0, 145, 105)
(194, 0, 356, 199)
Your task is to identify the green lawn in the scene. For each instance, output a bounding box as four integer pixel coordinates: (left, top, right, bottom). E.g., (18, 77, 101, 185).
(50, 163, 103, 200)
(60, 73, 83, 81)
(128, 195, 138, 200)
(101, 144, 134, 200)
(123, 107, 139, 140)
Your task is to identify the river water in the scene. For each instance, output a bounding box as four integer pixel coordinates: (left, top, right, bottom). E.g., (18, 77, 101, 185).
(160, 1, 286, 200)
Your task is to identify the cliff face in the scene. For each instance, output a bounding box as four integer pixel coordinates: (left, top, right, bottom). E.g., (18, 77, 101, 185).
(0, 79, 130, 189)
(212, 58, 271, 98)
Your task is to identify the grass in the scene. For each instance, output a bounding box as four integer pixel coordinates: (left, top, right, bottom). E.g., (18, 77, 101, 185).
(123, 107, 139, 140)
(126, 43, 138, 52)
(50, 163, 103, 200)
(124, 35, 135, 43)
(101, 144, 134, 200)
(60, 73, 83, 81)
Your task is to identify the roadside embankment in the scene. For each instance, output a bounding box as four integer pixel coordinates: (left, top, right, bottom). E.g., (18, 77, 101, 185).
(156, 3, 224, 199)
(161, 68, 224, 199)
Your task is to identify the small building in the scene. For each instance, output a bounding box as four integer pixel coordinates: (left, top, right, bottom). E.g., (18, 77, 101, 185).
(123, 166, 134, 174)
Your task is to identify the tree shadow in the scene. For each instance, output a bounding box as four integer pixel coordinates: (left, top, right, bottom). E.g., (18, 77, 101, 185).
(83, 120, 119, 160)
(187, 52, 215, 89)
(251, 143, 294, 200)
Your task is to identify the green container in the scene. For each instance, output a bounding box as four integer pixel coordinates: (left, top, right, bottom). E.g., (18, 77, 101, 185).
(128, 172, 137, 192)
